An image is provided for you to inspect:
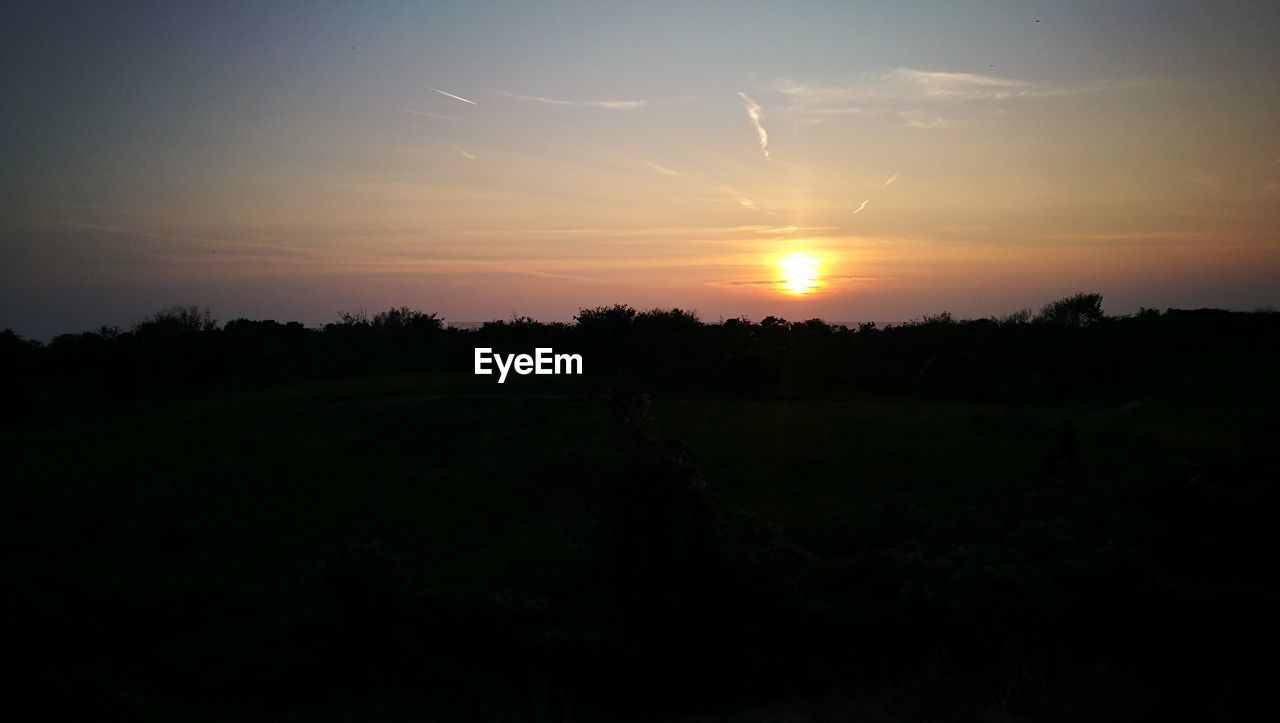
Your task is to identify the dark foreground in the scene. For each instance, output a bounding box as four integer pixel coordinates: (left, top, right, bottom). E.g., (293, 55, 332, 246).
(4, 300, 1278, 720)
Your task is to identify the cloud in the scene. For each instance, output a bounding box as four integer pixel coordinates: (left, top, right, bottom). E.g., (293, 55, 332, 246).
(899, 111, 965, 129)
(883, 68, 1061, 100)
(394, 107, 454, 120)
(882, 172, 900, 187)
(773, 67, 1162, 125)
(644, 161, 680, 177)
(1039, 231, 1210, 243)
(504, 92, 646, 110)
(853, 200, 869, 214)
(427, 87, 477, 105)
(453, 146, 476, 159)
(735, 197, 775, 215)
(588, 100, 647, 110)
(723, 274, 889, 288)
(737, 92, 771, 160)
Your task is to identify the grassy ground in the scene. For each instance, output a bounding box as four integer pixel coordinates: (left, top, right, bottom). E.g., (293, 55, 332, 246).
(5, 371, 1276, 720)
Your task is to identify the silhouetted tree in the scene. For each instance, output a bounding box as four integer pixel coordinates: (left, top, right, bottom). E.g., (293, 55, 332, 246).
(332, 309, 370, 327)
(995, 308, 1033, 327)
(575, 304, 638, 330)
(1034, 292, 1104, 328)
(133, 304, 217, 337)
(918, 311, 955, 326)
(0, 329, 40, 424)
(371, 307, 442, 332)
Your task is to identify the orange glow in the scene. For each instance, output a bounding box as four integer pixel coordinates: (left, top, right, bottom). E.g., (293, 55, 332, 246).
(778, 252, 821, 294)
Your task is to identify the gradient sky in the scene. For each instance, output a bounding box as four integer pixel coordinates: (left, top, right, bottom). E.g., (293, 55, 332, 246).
(3, 0, 1279, 338)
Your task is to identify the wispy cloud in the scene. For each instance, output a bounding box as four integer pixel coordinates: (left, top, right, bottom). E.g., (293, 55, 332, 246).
(644, 161, 680, 177)
(774, 67, 1163, 126)
(1039, 230, 1210, 242)
(737, 92, 771, 160)
(427, 87, 477, 105)
(853, 200, 869, 214)
(899, 111, 965, 130)
(735, 197, 775, 215)
(723, 274, 889, 290)
(882, 173, 900, 187)
(882, 68, 1062, 101)
(453, 146, 476, 159)
(395, 107, 453, 120)
(504, 92, 646, 110)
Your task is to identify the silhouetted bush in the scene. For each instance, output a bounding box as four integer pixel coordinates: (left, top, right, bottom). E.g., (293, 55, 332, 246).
(134, 304, 217, 337)
(1034, 292, 1104, 327)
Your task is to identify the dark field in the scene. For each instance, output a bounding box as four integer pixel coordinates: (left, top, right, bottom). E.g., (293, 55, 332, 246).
(4, 303, 1279, 721)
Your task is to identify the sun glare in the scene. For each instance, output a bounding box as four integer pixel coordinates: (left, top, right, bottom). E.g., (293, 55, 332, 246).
(778, 252, 821, 294)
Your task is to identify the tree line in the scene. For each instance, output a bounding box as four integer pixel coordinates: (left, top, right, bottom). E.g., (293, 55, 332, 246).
(2, 293, 1277, 419)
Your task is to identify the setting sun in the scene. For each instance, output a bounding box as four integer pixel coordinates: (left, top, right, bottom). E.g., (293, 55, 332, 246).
(778, 252, 821, 294)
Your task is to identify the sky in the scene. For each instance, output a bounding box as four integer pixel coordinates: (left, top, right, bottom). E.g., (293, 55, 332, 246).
(2, 0, 1279, 338)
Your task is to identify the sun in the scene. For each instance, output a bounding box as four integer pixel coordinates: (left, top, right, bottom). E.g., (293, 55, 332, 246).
(778, 252, 821, 294)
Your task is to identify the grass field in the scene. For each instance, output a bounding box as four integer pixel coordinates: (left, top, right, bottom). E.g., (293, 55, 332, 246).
(6, 369, 1277, 720)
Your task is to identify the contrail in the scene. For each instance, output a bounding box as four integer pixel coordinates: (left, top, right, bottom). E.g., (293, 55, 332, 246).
(504, 92, 646, 110)
(737, 92, 770, 160)
(453, 146, 476, 159)
(644, 161, 680, 177)
(854, 200, 869, 214)
(427, 87, 477, 105)
(882, 173, 900, 187)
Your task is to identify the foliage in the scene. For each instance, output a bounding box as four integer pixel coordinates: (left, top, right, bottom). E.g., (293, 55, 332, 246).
(1034, 291, 1105, 327)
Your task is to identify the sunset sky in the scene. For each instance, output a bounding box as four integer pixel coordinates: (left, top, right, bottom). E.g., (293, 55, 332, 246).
(3, 1, 1279, 337)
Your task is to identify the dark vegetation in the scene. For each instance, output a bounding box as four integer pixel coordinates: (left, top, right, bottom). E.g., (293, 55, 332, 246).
(3, 293, 1278, 720)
